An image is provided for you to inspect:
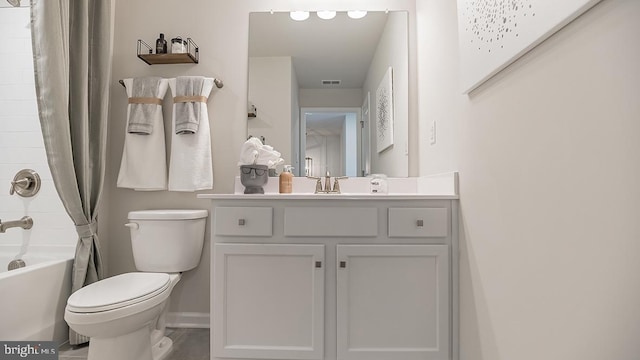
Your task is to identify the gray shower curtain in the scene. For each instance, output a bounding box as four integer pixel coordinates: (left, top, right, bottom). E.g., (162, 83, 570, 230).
(30, 0, 114, 345)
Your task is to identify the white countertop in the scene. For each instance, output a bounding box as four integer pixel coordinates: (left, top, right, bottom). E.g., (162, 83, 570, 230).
(197, 193, 458, 200)
(197, 172, 459, 200)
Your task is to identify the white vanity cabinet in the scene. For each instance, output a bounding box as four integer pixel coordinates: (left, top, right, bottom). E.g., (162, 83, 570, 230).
(336, 244, 449, 360)
(204, 195, 459, 360)
(213, 243, 325, 360)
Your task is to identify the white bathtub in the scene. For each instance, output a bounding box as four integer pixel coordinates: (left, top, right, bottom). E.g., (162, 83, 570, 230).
(0, 248, 74, 343)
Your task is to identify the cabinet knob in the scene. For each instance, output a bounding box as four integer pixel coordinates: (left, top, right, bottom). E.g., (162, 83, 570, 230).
(339, 261, 346, 268)
(315, 261, 322, 268)
(238, 219, 246, 226)
(416, 219, 424, 227)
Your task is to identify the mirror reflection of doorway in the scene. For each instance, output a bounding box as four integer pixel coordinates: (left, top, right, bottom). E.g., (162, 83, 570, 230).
(300, 108, 360, 178)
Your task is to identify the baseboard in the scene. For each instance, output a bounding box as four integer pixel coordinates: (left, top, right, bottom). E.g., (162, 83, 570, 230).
(166, 312, 210, 329)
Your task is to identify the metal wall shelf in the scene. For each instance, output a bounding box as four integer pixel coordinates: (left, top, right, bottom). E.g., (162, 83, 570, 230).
(120, 38, 223, 89)
(136, 38, 199, 65)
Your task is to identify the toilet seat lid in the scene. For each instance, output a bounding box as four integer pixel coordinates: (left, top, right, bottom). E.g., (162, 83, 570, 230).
(66, 273, 171, 313)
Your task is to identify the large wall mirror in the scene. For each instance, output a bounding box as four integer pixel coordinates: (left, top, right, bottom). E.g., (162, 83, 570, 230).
(248, 11, 409, 177)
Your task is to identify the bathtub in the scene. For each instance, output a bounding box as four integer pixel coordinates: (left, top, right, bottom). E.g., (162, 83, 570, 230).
(0, 248, 74, 343)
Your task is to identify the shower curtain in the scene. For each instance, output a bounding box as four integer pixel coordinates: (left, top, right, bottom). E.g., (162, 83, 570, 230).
(30, 0, 114, 345)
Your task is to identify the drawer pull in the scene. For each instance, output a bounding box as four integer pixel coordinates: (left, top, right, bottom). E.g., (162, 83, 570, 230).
(416, 219, 424, 227)
(238, 219, 246, 226)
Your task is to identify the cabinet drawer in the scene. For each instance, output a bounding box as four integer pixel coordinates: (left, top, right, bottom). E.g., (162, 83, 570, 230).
(388, 208, 448, 238)
(214, 207, 272, 236)
(285, 207, 377, 237)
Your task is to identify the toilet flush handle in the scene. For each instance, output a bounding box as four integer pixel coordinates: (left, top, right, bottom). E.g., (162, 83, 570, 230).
(124, 222, 139, 230)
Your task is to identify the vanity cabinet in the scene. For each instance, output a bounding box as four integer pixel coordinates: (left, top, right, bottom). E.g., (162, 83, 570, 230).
(205, 195, 459, 360)
(336, 245, 449, 360)
(213, 243, 324, 360)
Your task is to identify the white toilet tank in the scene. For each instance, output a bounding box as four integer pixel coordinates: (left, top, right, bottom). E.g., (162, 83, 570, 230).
(127, 209, 208, 273)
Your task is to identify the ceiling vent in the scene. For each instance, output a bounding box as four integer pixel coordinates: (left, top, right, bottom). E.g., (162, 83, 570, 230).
(321, 80, 341, 86)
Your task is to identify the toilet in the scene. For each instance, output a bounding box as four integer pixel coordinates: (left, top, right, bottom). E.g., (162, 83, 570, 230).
(64, 209, 208, 360)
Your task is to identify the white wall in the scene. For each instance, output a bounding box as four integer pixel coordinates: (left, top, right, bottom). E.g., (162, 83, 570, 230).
(417, 0, 640, 359)
(106, 0, 236, 322)
(299, 88, 363, 108)
(0, 7, 75, 253)
(248, 56, 293, 164)
(364, 11, 409, 177)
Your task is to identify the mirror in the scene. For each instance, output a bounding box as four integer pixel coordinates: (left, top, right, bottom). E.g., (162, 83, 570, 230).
(248, 11, 409, 177)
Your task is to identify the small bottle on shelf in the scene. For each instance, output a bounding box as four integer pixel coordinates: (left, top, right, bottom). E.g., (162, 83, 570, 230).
(156, 33, 167, 54)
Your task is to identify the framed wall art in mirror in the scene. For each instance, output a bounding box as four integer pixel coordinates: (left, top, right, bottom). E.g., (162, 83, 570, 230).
(376, 67, 393, 153)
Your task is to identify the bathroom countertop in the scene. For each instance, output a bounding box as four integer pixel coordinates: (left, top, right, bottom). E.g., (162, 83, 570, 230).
(199, 172, 459, 200)
(197, 193, 458, 200)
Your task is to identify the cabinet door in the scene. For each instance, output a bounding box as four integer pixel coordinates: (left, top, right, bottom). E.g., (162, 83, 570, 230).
(336, 245, 449, 360)
(213, 244, 324, 360)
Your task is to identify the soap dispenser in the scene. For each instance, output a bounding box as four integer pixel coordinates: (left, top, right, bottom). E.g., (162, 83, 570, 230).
(279, 165, 293, 194)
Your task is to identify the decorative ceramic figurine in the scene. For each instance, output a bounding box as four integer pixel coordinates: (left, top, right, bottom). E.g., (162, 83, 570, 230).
(240, 164, 268, 194)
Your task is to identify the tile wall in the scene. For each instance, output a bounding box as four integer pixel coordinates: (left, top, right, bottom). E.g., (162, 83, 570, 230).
(0, 7, 75, 253)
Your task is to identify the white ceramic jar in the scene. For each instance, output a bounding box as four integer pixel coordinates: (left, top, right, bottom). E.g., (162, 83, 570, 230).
(171, 37, 187, 53)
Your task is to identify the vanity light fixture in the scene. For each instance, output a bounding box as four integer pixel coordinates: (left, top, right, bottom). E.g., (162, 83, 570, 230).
(290, 10, 366, 21)
(347, 10, 367, 19)
(290, 11, 310, 21)
(317, 10, 336, 20)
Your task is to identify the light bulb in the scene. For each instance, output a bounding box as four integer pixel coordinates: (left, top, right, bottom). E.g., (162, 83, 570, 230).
(317, 10, 336, 20)
(290, 11, 310, 21)
(347, 10, 367, 19)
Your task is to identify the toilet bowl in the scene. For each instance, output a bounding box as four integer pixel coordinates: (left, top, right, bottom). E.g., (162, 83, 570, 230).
(64, 209, 207, 360)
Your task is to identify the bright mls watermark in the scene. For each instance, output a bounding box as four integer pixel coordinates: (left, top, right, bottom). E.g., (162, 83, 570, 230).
(1, 342, 57, 360)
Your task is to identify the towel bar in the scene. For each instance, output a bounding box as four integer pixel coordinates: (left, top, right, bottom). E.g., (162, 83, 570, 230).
(118, 78, 223, 89)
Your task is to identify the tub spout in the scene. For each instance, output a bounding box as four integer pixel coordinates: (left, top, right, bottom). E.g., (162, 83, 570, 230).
(0, 216, 33, 233)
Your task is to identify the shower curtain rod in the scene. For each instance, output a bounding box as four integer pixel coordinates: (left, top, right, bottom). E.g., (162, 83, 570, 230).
(118, 78, 224, 89)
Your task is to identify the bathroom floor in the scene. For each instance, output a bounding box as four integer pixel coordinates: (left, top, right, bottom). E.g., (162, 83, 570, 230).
(58, 328, 210, 360)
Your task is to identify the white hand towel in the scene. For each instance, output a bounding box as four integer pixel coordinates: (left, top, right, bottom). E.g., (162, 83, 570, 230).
(237, 137, 284, 168)
(237, 137, 262, 165)
(256, 147, 283, 168)
(117, 78, 169, 191)
(167, 77, 215, 192)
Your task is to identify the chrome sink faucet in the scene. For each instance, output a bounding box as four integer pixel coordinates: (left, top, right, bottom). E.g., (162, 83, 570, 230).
(307, 171, 348, 194)
(0, 216, 33, 233)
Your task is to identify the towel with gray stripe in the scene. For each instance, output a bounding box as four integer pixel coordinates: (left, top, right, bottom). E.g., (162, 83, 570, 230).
(174, 76, 205, 134)
(127, 77, 163, 135)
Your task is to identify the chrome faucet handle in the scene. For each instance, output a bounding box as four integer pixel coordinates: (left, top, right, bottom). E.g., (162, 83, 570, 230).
(9, 169, 41, 197)
(10, 178, 30, 195)
(332, 176, 348, 194)
(306, 176, 323, 193)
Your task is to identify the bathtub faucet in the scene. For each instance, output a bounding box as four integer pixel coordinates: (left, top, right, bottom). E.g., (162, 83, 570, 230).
(0, 216, 33, 233)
